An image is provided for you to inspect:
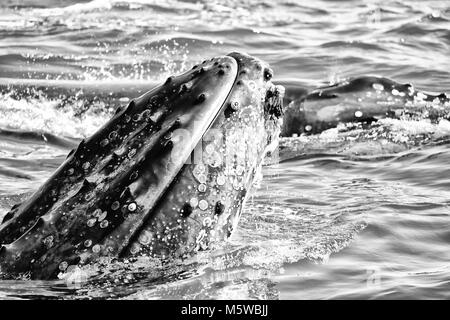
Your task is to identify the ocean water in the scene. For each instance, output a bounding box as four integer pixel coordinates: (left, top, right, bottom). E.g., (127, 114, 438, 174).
(0, 0, 449, 299)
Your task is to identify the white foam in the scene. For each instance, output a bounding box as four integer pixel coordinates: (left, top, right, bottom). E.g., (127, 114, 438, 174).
(32, 0, 203, 16)
(0, 93, 109, 139)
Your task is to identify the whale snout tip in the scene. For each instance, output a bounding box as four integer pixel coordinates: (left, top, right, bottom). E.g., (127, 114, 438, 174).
(227, 51, 266, 75)
(226, 51, 285, 112)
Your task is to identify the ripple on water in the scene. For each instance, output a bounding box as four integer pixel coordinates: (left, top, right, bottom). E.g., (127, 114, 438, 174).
(0, 0, 450, 300)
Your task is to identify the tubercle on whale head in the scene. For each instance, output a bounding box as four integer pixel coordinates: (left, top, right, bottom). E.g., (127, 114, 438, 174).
(0, 52, 284, 280)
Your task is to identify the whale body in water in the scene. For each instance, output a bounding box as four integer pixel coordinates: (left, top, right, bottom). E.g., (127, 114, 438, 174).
(280, 76, 450, 137)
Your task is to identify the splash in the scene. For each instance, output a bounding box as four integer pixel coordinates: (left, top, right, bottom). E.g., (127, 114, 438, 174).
(0, 88, 111, 139)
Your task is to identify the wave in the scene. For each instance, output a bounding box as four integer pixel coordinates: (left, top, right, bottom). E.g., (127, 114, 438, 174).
(320, 40, 386, 52)
(0, 86, 111, 139)
(0, 128, 78, 149)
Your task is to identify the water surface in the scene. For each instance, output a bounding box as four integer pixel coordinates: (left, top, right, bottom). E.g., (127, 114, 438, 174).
(0, 0, 449, 299)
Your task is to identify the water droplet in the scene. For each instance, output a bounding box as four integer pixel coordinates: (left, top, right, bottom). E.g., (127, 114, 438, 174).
(233, 179, 243, 190)
(109, 131, 118, 140)
(198, 184, 207, 192)
(305, 125, 312, 132)
(355, 111, 363, 118)
(190, 198, 199, 208)
(92, 244, 101, 253)
(139, 232, 151, 245)
(203, 217, 212, 227)
(93, 209, 102, 218)
(85, 192, 94, 201)
(111, 201, 120, 211)
(130, 243, 140, 254)
(216, 175, 226, 186)
(127, 202, 137, 212)
(372, 83, 384, 91)
(87, 218, 96, 227)
(84, 239, 92, 247)
(100, 139, 109, 147)
(97, 211, 107, 222)
(128, 149, 136, 158)
(100, 220, 109, 228)
(235, 165, 244, 176)
(198, 200, 208, 211)
(205, 144, 215, 154)
(194, 164, 206, 173)
(198, 174, 207, 184)
(130, 171, 138, 180)
(206, 152, 222, 168)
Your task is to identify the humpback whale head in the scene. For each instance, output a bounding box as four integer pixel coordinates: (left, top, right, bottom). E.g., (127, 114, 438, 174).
(124, 52, 285, 259)
(0, 52, 284, 279)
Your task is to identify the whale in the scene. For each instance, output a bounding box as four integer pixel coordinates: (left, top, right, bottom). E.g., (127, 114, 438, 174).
(1, 52, 448, 281)
(0, 52, 284, 279)
(279, 76, 450, 137)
